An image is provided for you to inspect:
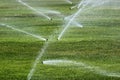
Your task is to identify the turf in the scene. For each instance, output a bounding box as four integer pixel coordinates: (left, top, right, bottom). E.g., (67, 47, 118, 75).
(0, 0, 120, 80)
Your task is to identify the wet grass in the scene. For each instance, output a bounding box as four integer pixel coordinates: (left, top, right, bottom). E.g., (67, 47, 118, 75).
(0, 0, 120, 80)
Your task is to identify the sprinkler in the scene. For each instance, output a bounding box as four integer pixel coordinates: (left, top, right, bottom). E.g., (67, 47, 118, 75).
(50, 18, 53, 21)
(69, 7, 72, 10)
(46, 38, 48, 41)
(41, 61, 43, 64)
(57, 38, 59, 40)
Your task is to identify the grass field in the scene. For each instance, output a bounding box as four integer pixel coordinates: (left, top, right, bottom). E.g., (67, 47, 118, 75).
(0, 0, 120, 80)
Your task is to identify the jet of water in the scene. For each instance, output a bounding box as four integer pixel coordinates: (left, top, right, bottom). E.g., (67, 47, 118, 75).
(64, 15, 83, 28)
(58, 5, 85, 40)
(58, 0, 109, 40)
(38, 8, 64, 18)
(77, 0, 93, 9)
(27, 30, 58, 80)
(27, 39, 49, 80)
(17, 0, 51, 20)
(70, 0, 109, 9)
(0, 23, 46, 41)
(65, 0, 73, 4)
(43, 59, 120, 78)
(44, 10, 61, 14)
(70, 0, 90, 9)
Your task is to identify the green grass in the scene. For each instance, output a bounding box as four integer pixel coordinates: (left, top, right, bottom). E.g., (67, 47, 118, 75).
(0, 0, 120, 80)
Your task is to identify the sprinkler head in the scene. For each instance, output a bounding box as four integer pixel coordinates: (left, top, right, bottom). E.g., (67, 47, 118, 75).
(48, 18, 52, 21)
(57, 38, 59, 40)
(50, 18, 52, 21)
(41, 61, 43, 64)
(46, 39, 48, 41)
(69, 7, 72, 10)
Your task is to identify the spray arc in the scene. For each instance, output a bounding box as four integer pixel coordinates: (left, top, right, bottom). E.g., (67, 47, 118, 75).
(17, 0, 52, 20)
(58, 0, 109, 40)
(0, 23, 46, 41)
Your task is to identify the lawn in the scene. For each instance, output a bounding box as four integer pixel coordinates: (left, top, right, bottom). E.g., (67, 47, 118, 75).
(0, 0, 120, 80)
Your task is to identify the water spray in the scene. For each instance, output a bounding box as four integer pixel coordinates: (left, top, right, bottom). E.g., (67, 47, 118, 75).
(65, 0, 73, 4)
(58, 0, 91, 40)
(64, 16, 83, 28)
(70, 5, 77, 10)
(17, 0, 52, 20)
(43, 59, 120, 78)
(27, 40, 49, 80)
(58, 0, 108, 40)
(70, 0, 108, 10)
(58, 7, 84, 40)
(26, 0, 114, 79)
(0, 23, 46, 41)
(27, 29, 58, 80)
